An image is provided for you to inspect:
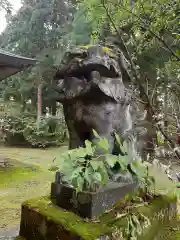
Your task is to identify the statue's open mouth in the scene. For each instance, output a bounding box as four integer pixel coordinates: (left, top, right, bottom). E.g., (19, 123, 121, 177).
(54, 58, 120, 80)
(80, 62, 119, 78)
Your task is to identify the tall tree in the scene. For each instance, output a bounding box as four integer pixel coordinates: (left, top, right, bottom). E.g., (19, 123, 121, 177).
(0, 0, 77, 114)
(0, 0, 12, 12)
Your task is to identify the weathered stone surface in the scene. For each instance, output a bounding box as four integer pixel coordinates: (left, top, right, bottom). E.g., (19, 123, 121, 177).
(53, 44, 141, 168)
(19, 194, 177, 240)
(51, 179, 137, 219)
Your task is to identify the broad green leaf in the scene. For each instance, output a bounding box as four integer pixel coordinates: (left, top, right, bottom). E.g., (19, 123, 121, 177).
(121, 141, 128, 153)
(98, 166, 109, 184)
(84, 166, 94, 184)
(90, 160, 100, 171)
(65, 146, 93, 162)
(130, 161, 146, 177)
(114, 133, 121, 146)
(76, 176, 84, 192)
(70, 167, 84, 180)
(62, 161, 74, 176)
(97, 138, 109, 151)
(85, 139, 92, 148)
(85, 139, 94, 155)
(92, 129, 100, 139)
(92, 172, 102, 182)
(118, 154, 131, 165)
(105, 156, 118, 167)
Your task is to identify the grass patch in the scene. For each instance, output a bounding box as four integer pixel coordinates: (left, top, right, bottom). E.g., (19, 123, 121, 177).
(0, 146, 66, 231)
(0, 171, 54, 229)
(0, 159, 41, 187)
(0, 146, 67, 169)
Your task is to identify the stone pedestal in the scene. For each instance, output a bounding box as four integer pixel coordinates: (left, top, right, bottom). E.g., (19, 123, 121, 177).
(51, 172, 137, 219)
(18, 194, 177, 240)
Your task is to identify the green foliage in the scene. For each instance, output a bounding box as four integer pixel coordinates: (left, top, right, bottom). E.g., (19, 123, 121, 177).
(0, 0, 12, 12)
(77, 0, 180, 150)
(64, 6, 93, 47)
(124, 212, 151, 239)
(2, 113, 67, 148)
(60, 139, 108, 192)
(0, 0, 77, 114)
(156, 131, 164, 145)
(55, 130, 154, 193)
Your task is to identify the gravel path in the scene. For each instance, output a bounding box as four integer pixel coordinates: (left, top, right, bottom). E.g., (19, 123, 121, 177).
(0, 225, 19, 239)
(0, 238, 16, 240)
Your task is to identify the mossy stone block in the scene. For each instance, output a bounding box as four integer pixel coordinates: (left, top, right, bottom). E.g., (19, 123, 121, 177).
(19, 193, 177, 240)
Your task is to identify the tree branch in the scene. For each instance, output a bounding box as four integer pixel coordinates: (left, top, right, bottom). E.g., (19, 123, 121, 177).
(101, 0, 180, 159)
(107, 0, 180, 61)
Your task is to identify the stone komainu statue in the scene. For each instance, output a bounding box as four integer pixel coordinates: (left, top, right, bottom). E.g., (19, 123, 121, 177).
(54, 45, 146, 160)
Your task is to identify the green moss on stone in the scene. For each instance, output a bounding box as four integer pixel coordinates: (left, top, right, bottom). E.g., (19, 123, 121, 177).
(22, 193, 176, 240)
(23, 196, 111, 240)
(71, 44, 116, 58)
(15, 236, 25, 240)
(20, 165, 177, 239)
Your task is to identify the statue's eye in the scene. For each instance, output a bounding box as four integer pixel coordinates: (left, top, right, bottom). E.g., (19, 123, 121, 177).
(110, 65, 115, 72)
(91, 71, 101, 80)
(58, 79, 64, 87)
(82, 51, 88, 58)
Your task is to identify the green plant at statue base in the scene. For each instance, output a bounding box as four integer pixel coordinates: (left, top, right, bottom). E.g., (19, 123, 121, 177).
(54, 130, 155, 194)
(49, 129, 178, 240)
(51, 130, 160, 239)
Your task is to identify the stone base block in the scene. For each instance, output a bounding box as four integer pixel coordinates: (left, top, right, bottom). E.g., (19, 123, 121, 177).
(18, 194, 177, 240)
(51, 180, 137, 219)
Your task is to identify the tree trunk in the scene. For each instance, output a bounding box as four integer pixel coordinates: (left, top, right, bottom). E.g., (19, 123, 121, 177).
(145, 107, 157, 161)
(139, 85, 157, 161)
(51, 101, 57, 116)
(37, 85, 41, 129)
(164, 86, 168, 145)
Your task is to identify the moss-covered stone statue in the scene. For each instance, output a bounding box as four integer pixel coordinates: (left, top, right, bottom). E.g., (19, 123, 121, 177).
(54, 45, 144, 158)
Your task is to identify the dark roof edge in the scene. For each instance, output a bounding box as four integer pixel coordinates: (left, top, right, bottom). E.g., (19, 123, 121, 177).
(0, 48, 38, 62)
